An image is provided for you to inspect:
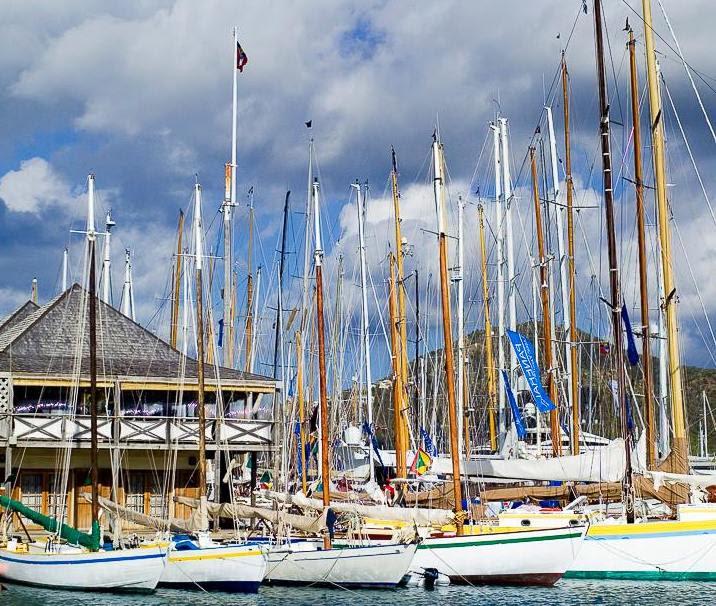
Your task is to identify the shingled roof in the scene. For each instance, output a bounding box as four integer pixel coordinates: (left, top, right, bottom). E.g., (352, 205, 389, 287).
(0, 284, 276, 388)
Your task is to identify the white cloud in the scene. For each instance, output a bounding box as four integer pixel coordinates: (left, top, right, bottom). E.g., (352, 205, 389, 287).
(0, 157, 82, 214)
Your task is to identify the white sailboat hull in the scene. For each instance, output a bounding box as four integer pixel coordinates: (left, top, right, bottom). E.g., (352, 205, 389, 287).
(411, 526, 585, 586)
(265, 541, 417, 588)
(160, 542, 266, 592)
(0, 544, 166, 592)
(566, 518, 716, 580)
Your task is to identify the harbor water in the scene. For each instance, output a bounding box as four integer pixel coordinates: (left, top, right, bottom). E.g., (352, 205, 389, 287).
(0, 581, 705, 605)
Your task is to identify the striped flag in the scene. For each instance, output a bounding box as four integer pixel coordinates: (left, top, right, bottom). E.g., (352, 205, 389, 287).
(236, 41, 248, 72)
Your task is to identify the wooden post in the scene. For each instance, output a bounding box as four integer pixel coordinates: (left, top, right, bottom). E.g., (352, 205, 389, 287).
(388, 253, 407, 480)
(245, 200, 255, 372)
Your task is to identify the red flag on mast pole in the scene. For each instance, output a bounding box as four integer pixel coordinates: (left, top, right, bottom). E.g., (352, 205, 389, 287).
(236, 41, 248, 72)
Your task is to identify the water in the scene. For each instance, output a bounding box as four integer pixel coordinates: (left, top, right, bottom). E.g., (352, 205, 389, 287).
(0, 581, 706, 605)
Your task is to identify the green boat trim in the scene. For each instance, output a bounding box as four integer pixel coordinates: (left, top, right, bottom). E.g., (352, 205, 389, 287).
(0, 494, 100, 551)
(418, 530, 584, 550)
(566, 570, 716, 582)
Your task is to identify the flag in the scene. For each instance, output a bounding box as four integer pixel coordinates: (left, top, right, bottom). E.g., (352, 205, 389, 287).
(217, 318, 224, 347)
(362, 421, 385, 468)
(236, 41, 248, 72)
(259, 470, 272, 489)
(419, 426, 438, 457)
(599, 342, 611, 355)
(501, 370, 526, 439)
(305, 120, 312, 128)
(410, 448, 433, 476)
(621, 304, 640, 366)
(506, 330, 556, 412)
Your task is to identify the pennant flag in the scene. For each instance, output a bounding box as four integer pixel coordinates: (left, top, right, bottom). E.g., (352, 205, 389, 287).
(217, 318, 224, 347)
(501, 370, 526, 439)
(506, 330, 556, 412)
(362, 421, 385, 468)
(621, 304, 640, 366)
(409, 448, 433, 476)
(236, 41, 248, 72)
(608, 380, 634, 431)
(419, 426, 438, 457)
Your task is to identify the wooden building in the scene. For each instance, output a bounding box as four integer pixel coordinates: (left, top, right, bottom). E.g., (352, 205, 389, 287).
(0, 284, 278, 531)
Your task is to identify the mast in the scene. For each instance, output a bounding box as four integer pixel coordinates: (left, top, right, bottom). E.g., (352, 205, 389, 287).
(457, 195, 466, 458)
(354, 181, 375, 483)
(388, 253, 407, 481)
(296, 331, 307, 492)
(193, 182, 208, 529)
(628, 27, 656, 468)
(272, 192, 290, 378)
(101, 211, 115, 304)
(491, 123, 506, 437)
(223, 27, 239, 368)
(62, 247, 69, 292)
(87, 174, 100, 549)
(245, 190, 255, 371)
(479, 205, 498, 452)
(249, 266, 261, 373)
(499, 119, 517, 390)
(121, 249, 135, 321)
(562, 56, 581, 456)
(432, 134, 463, 535)
(594, 0, 634, 522)
(312, 177, 332, 549)
(171, 210, 185, 349)
(531, 148, 561, 457)
(642, 0, 688, 473)
(390, 148, 410, 474)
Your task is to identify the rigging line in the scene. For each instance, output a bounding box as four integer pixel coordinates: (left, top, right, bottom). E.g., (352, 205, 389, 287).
(657, 0, 716, 145)
(661, 75, 716, 228)
(619, 0, 716, 95)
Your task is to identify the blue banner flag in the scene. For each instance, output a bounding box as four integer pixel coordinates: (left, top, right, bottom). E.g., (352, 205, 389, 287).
(362, 422, 385, 468)
(621, 304, 640, 366)
(501, 370, 526, 439)
(506, 330, 556, 412)
(217, 318, 224, 347)
(419, 427, 438, 457)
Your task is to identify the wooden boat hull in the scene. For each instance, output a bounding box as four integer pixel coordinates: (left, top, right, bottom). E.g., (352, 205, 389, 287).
(411, 526, 586, 586)
(159, 542, 266, 592)
(565, 518, 716, 581)
(264, 541, 416, 588)
(0, 544, 166, 592)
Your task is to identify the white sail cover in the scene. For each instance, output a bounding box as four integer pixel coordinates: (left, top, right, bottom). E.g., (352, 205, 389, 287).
(263, 490, 454, 526)
(380, 438, 627, 483)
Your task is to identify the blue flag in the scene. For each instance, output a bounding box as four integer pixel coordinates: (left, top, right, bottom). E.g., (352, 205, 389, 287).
(506, 330, 556, 413)
(621, 304, 640, 366)
(362, 421, 385, 468)
(420, 427, 438, 457)
(217, 318, 224, 347)
(501, 370, 526, 439)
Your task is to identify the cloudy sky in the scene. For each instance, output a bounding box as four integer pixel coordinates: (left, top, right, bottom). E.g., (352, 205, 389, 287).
(1, 0, 715, 379)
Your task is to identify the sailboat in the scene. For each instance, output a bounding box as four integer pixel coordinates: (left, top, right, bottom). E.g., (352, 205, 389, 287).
(0, 175, 167, 593)
(263, 175, 417, 589)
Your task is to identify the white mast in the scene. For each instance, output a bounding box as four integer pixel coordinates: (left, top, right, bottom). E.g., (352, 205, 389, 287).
(121, 249, 135, 321)
(181, 247, 191, 357)
(499, 119, 517, 406)
(546, 106, 572, 417)
(222, 27, 239, 367)
(353, 181, 375, 483)
(87, 174, 96, 238)
(102, 210, 115, 304)
(491, 122, 506, 436)
(62, 247, 69, 292)
(456, 195, 465, 457)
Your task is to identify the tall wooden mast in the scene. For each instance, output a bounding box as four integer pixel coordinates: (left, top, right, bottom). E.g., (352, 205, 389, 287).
(594, 0, 634, 522)
(171, 210, 185, 349)
(530, 148, 560, 457)
(641, 0, 688, 473)
(312, 178, 332, 549)
(432, 134, 463, 534)
(628, 28, 656, 469)
(388, 253, 407, 480)
(478, 205, 498, 452)
(390, 148, 410, 475)
(562, 56, 581, 455)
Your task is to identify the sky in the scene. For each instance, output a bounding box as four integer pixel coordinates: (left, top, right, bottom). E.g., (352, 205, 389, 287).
(1, 0, 715, 382)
